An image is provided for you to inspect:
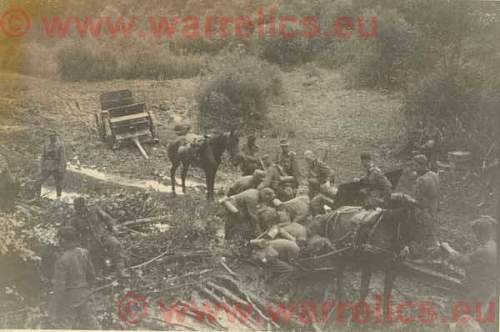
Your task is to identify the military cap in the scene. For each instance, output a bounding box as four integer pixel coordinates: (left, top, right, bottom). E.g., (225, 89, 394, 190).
(279, 139, 290, 147)
(259, 187, 275, 199)
(412, 154, 428, 166)
(360, 152, 372, 161)
(304, 150, 315, 160)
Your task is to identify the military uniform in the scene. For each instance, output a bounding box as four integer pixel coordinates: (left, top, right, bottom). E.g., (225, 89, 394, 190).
(361, 163, 392, 208)
(306, 158, 336, 200)
(276, 150, 301, 189)
(253, 239, 300, 273)
(415, 170, 440, 243)
(49, 245, 100, 329)
(72, 205, 125, 276)
(0, 154, 15, 211)
(225, 189, 262, 239)
(37, 135, 66, 198)
(279, 196, 310, 224)
(240, 142, 260, 176)
(227, 175, 257, 196)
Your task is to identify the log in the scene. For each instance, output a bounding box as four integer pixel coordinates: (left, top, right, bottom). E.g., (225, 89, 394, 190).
(401, 261, 464, 292)
(116, 215, 169, 228)
(200, 286, 260, 331)
(213, 276, 279, 328)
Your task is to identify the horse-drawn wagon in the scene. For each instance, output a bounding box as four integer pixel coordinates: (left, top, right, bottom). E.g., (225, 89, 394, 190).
(95, 90, 159, 159)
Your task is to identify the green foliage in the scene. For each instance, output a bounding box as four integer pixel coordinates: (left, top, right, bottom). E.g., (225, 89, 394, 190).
(196, 50, 282, 131)
(56, 43, 206, 81)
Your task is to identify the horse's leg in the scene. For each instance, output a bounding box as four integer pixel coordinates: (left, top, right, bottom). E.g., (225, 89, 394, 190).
(170, 160, 179, 196)
(335, 262, 346, 301)
(205, 168, 216, 201)
(360, 266, 372, 302)
(181, 162, 190, 194)
(383, 265, 398, 319)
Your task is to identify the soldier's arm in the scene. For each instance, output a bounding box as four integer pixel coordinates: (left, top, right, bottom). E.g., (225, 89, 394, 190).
(49, 259, 66, 316)
(97, 207, 117, 231)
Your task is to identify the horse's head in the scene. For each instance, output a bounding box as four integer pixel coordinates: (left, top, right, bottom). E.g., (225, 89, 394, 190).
(224, 130, 241, 166)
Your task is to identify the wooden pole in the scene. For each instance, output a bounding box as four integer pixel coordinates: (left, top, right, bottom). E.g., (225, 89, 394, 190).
(132, 137, 149, 159)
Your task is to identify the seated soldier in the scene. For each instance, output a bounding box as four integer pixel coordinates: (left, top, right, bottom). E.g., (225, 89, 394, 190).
(304, 150, 336, 199)
(441, 217, 497, 307)
(221, 188, 276, 240)
(227, 170, 266, 196)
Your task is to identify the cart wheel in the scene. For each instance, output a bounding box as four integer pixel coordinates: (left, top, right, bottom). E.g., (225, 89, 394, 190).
(147, 111, 159, 142)
(95, 113, 106, 141)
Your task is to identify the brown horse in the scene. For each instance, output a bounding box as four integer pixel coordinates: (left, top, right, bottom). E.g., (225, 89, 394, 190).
(168, 130, 241, 200)
(312, 195, 424, 317)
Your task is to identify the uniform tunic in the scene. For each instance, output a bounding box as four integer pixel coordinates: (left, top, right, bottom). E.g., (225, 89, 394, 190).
(451, 240, 497, 304)
(240, 143, 260, 175)
(276, 151, 301, 187)
(362, 164, 392, 208)
(49, 245, 100, 329)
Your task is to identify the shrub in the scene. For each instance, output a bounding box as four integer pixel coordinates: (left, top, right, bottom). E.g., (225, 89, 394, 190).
(196, 50, 282, 132)
(334, 7, 417, 89)
(56, 42, 206, 81)
(402, 64, 498, 155)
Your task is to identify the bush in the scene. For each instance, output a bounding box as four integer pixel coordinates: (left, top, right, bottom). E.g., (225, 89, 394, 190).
(196, 50, 282, 132)
(403, 64, 498, 156)
(56, 42, 206, 81)
(333, 7, 417, 89)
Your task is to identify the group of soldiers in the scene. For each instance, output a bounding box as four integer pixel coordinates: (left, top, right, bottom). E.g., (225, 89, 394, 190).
(222, 135, 497, 329)
(0, 129, 497, 330)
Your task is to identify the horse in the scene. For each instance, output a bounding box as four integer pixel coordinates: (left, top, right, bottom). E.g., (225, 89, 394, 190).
(168, 130, 241, 200)
(311, 194, 425, 317)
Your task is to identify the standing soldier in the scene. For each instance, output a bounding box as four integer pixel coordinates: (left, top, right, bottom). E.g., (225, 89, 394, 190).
(37, 130, 66, 199)
(0, 153, 16, 211)
(275, 139, 301, 197)
(357, 152, 392, 209)
(413, 154, 440, 251)
(240, 135, 261, 176)
(72, 197, 127, 279)
(48, 226, 100, 329)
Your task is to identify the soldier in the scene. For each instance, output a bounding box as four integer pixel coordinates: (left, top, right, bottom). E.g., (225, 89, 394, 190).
(304, 150, 336, 199)
(48, 226, 100, 329)
(413, 154, 440, 250)
(227, 170, 265, 196)
(222, 188, 276, 239)
(274, 195, 310, 224)
(240, 135, 261, 176)
(0, 153, 16, 211)
(275, 139, 301, 194)
(72, 197, 127, 279)
(356, 152, 392, 208)
(36, 130, 66, 199)
(441, 217, 497, 331)
(251, 238, 300, 273)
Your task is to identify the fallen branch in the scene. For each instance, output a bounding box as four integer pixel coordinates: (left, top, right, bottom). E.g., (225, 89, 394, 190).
(220, 259, 239, 277)
(117, 215, 169, 228)
(128, 250, 210, 270)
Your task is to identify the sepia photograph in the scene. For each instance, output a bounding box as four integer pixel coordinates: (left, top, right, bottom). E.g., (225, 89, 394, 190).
(0, 0, 498, 331)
